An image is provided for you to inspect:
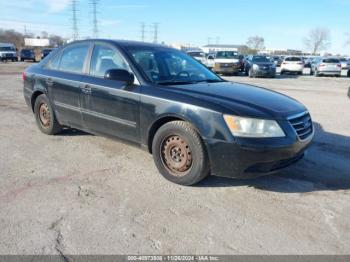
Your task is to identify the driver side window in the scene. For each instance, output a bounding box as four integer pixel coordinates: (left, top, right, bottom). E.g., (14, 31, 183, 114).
(90, 44, 131, 77)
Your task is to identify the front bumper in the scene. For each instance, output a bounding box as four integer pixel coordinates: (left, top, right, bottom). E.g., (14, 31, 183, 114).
(252, 68, 276, 77)
(204, 128, 313, 179)
(213, 64, 241, 74)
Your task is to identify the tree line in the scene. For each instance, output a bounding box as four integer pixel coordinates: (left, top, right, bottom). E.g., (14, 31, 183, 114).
(0, 28, 65, 50)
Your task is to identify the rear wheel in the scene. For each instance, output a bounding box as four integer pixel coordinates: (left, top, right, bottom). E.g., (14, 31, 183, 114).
(152, 121, 209, 186)
(34, 94, 62, 135)
(314, 70, 319, 77)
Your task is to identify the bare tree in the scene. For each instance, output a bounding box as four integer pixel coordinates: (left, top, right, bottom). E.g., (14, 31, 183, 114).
(304, 27, 331, 55)
(49, 34, 65, 47)
(0, 29, 25, 50)
(246, 36, 265, 51)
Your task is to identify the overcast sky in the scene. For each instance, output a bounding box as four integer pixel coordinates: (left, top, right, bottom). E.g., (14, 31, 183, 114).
(1, 0, 349, 54)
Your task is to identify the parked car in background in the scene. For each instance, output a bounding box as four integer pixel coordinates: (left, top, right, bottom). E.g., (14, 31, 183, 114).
(339, 58, 350, 69)
(273, 56, 283, 67)
(303, 57, 313, 68)
(41, 49, 54, 59)
(0, 43, 17, 62)
(244, 55, 276, 78)
(238, 55, 245, 72)
(23, 39, 314, 185)
(213, 51, 241, 75)
(280, 56, 304, 75)
(19, 49, 36, 62)
(186, 50, 207, 64)
(206, 54, 215, 70)
(311, 57, 342, 77)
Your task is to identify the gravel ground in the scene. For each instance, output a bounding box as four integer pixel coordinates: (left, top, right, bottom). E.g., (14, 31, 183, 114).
(0, 62, 349, 255)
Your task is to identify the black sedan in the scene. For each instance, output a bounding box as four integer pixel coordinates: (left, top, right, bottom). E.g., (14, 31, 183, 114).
(245, 55, 276, 78)
(23, 40, 314, 185)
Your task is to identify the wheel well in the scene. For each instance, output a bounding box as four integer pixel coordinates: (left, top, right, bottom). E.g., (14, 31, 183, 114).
(31, 91, 44, 112)
(147, 116, 185, 153)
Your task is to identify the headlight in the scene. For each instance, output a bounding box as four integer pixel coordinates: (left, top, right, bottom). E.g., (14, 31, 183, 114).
(223, 115, 285, 138)
(252, 64, 259, 70)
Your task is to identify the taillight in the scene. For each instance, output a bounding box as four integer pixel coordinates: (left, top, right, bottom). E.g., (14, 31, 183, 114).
(22, 71, 26, 81)
(320, 63, 326, 67)
(297, 62, 304, 65)
(282, 62, 287, 65)
(337, 64, 341, 68)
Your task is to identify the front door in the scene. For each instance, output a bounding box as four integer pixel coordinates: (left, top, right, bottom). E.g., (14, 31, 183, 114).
(80, 43, 140, 143)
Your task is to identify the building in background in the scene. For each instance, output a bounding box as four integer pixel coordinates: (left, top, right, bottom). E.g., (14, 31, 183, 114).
(201, 44, 247, 53)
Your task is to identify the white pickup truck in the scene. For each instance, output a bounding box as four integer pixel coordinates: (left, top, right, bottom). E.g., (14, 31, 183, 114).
(212, 50, 241, 75)
(0, 43, 17, 62)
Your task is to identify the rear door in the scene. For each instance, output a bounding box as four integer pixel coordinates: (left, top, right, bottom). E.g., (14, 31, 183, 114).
(80, 42, 141, 143)
(43, 42, 91, 129)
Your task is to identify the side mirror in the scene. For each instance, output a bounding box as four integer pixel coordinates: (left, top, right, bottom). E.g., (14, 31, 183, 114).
(104, 69, 134, 85)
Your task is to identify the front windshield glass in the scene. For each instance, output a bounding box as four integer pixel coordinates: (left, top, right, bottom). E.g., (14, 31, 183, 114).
(252, 56, 270, 63)
(188, 52, 205, 58)
(216, 51, 239, 59)
(127, 47, 222, 85)
(0, 47, 15, 51)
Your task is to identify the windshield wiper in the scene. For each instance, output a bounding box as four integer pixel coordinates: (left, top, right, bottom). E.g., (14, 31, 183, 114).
(194, 79, 224, 83)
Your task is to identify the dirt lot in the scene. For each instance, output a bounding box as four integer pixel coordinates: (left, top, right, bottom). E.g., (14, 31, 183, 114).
(0, 62, 349, 255)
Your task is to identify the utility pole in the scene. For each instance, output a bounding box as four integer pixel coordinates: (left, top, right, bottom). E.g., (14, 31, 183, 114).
(153, 23, 159, 44)
(207, 37, 212, 45)
(71, 0, 79, 41)
(91, 0, 99, 38)
(140, 22, 145, 42)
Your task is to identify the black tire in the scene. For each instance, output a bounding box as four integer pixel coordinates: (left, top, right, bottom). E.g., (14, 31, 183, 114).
(280, 70, 284, 75)
(314, 70, 319, 77)
(34, 94, 62, 135)
(152, 121, 210, 186)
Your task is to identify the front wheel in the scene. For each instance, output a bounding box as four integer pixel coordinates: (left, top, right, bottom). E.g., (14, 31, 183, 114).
(34, 94, 62, 135)
(152, 121, 210, 186)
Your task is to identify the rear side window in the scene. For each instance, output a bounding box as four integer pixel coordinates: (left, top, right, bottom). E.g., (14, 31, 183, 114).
(90, 44, 131, 77)
(45, 53, 61, 70)
(59, 44, 89, 74)
(285, 57, 301, 62)
(323, 58, 340, 63)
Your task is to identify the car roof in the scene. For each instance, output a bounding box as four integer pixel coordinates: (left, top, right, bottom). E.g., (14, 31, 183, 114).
(69, 39, 169, 49)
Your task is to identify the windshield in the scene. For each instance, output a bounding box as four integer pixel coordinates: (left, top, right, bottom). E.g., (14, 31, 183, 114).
(216, 51, 239, 59)
(252, 56, 270, 63)
(0, 47, 15, 51)
(127, 47, 222, 85)
(323, 58, 340, 63)
(285, 57, 302, 62)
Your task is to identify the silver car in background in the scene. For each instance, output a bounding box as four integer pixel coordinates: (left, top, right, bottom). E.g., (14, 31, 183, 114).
(311, 57, 342, 77)
(339, 58, 350, 70)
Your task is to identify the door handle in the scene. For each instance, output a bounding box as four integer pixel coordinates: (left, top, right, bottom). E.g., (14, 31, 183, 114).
(45, 78, 54, 86)
(82, 84, 92, 94)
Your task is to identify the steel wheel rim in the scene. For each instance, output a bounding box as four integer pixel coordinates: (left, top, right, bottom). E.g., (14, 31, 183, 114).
(38, 103, 51, 128)
(160, 135, 193, 177)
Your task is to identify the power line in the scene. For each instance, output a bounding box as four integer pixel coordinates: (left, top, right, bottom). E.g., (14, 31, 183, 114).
(71, 0, 79, 40)
(140, 22, 145, 42)
(90, 0, 99, 38)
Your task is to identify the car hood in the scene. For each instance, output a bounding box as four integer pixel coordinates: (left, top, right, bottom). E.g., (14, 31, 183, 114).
(253, 62, 275, 67)
(166, 81, 306, 119)
(214, 58, 240, 63)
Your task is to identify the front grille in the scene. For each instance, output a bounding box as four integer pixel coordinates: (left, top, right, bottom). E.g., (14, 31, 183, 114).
(288, 112, 313, 140)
